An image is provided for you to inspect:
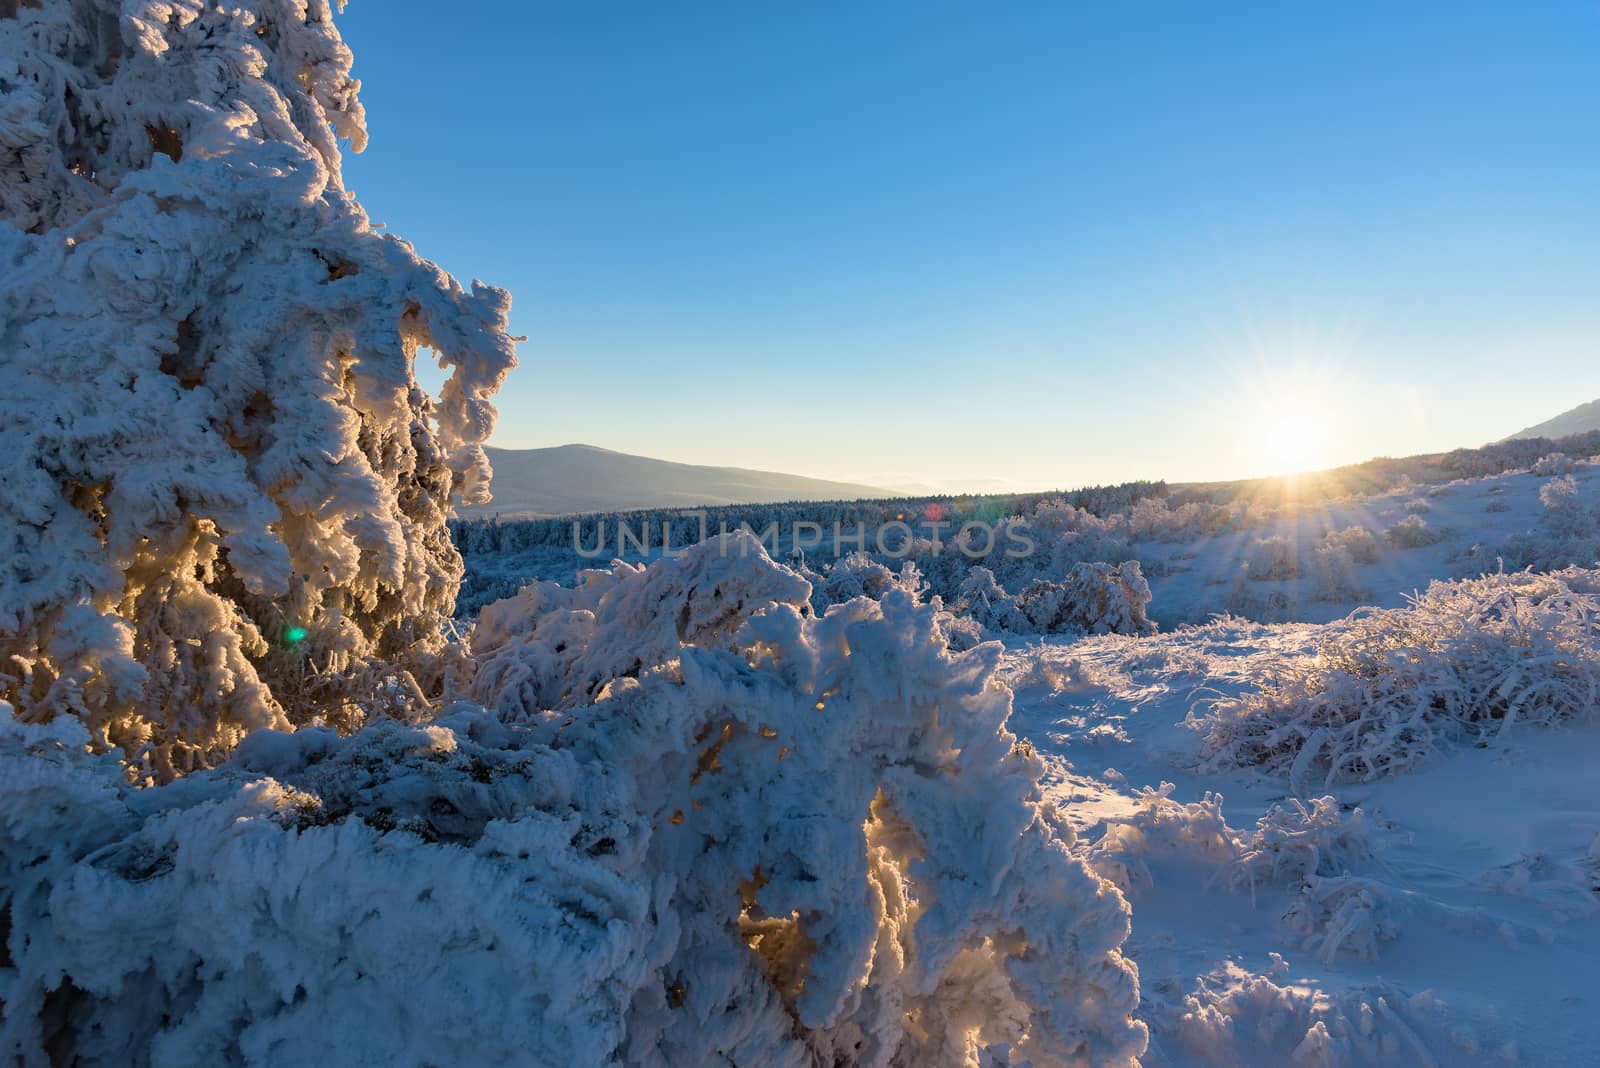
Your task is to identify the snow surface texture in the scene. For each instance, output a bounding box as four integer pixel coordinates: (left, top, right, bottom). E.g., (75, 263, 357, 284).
(0, 0, 516, 780)
(1001, 609, 1600, 1066)
(3, 535, 1148, 1067)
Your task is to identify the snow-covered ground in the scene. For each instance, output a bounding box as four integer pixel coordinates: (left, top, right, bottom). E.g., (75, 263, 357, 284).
(436, 458, 1600, 1064)
(1142, 462, 1599, 628)
(1004, 623, 1600, 1065)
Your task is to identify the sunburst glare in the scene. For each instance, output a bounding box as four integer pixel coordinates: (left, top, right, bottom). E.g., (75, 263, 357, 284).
(1234, 363, 1349, 478)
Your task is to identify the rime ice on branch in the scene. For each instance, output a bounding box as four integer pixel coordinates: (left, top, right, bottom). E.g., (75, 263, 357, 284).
(0, 0, 516, 777)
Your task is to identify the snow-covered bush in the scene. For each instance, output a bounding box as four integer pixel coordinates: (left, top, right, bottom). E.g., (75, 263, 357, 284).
(1014, 562, 1156, 636)
(1532, 452, 1576, 477)
(1308, 527, 1379, 603)
(1087, 784, 1235, 897)
(1498, 476, 1600, 571)
(809, 554, 989, 649)
(1309, 544, 1368, 603)
(1537, 475, 1594, 541)
(1245, 536, 1299, 581)
(0, 0, 516, 779)
(816, 551, 921, 608)
(1088, 787, 1391, 965)
(1191, 568, 1600, 788)
(1281, 875, 1397, 966)
(1402, 497, 1432, 515)
(3, 536, 1149, 1066)
(952, 566, 1021, 631)
(1322, 526, 1381, 565)
(950, 562, 1155, 637)
(1227, 797, 1376, 899)
(1173, 964, 1444, 1065)
(1384, 514, 1442, 549)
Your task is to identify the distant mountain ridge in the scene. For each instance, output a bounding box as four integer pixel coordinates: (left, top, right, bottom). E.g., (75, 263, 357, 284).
(466, 444, 893, 518)
(1504, 398, 1600, 442)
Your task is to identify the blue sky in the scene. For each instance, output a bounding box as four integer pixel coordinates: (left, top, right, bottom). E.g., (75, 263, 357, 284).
(338, 2, 1600, 491)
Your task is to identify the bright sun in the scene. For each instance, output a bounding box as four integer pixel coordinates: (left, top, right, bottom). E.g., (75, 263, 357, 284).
(1238, 372, 1344, 477)
(1252, 408, 1335, 476)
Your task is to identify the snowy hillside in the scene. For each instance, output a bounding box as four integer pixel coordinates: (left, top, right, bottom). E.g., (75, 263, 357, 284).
(453, 436, 1600, 625)
(1505, 397, 1600, 442)
(463, 444, 892, 517)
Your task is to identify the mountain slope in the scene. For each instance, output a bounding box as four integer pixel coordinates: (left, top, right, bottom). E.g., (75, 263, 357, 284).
(468, 445, 892, 517)
(1504, 397, 1600, 441)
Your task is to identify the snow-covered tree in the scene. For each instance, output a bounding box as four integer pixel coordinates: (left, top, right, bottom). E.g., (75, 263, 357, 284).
(0, 0, 516, 778)
(1014, 561, 1156, 637)
(952, 562, 1155, 638)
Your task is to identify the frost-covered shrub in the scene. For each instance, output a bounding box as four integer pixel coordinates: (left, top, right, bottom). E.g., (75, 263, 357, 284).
(951, 562, 1155, 637)
(1498, 476, 1600, 571)
(1121, 496, 1232, 543)
(936, 609, 988, 652)
(1220, 563, 1260, 616)
(3, 536, 1149, 1067)
(1227, 797, 1376, 898)
(1087, 784, 1235, 897)
(1013, 562, 1156, 636)
(1309, 544, 1368, 603)
(952, 566, 1024, 631)
(1090, 789, 1377, 903)
(1281, 875, 1397, 966)
(1538, 475, 1594, 541)
(1174, 968, 1445, 1067)
(1245, 536, 1299, 581)
(1310, 529, 1375, 602)
(816, 551, 922, 608)
(1402, 497, 1432, 515)
(1191, 569, 1600, 788)
(1322, 526, 1381, 565)
(0, 707, 668, 1067)
(1384, 514, 1442, 549)
(808, 554, 987, 649)
(0, 0, 516, 779)
(1088, 787, 1390, 965)
(1532, 452, 1576, 477)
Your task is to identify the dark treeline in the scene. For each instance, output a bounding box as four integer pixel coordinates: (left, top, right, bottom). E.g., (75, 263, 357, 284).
(451, 480, 1170, 557)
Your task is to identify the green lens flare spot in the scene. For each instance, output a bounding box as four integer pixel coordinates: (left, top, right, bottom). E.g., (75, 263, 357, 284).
(284, 626, 308, 644)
